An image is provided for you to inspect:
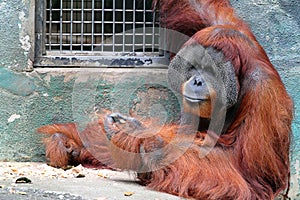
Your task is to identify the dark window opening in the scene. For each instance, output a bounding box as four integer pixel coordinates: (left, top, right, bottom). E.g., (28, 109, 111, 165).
(35, 0, 168, 67)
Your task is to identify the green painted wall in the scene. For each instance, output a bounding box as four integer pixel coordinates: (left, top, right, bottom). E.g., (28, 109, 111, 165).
(0, 67, 180, 161)
(0, 0, 299, 197)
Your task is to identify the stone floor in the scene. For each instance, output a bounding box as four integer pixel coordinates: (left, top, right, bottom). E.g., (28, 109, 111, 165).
(0, 162, 182, 200)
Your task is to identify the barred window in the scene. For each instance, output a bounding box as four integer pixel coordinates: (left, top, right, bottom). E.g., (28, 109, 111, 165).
(35, 0, 168, 67)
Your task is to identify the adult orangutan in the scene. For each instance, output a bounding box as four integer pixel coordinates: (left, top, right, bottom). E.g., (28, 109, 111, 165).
(37, 0, 293, 199)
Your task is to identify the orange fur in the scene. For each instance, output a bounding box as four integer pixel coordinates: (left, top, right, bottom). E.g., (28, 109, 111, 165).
(37, 1, 293, 199)
(37, 120, 114, 169)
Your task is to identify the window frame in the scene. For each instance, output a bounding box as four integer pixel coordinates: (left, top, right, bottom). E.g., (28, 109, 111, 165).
(34, 0, 169, 68)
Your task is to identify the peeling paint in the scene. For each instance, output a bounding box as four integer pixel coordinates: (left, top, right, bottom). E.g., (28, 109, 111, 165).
(43, 74, 52, 85)
(290, 160, 300, 198)
(0, 2, 7, 10)
(7, 114, 21, 123)
(16, 8, 34, 71)
(53, 96, 63, 102)
(20, 35, 31, 52)
(0, 68, 35, 96)
(63, 73, 77, 83)
(18, 12, 24, 29)
(111, 58, 145, 66)
(18, 11, 31, 54)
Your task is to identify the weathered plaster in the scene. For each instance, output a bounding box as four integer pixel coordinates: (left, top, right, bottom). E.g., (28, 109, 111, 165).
(0, 0, 34, 71)
(7, 114, 21, 123)
(0, 0, 299, 197)
(0, 68, 35, 96)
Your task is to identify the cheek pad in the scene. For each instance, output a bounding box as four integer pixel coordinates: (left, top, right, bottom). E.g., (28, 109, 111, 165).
(168, 44, 239, 108)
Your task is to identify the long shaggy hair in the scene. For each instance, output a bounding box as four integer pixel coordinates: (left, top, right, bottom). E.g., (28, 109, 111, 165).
(38, 1, 293, 199)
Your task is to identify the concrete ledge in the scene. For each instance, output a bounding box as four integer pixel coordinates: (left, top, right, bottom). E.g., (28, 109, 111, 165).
(0, 162, 182, 200)
(0, 67, 181, 163)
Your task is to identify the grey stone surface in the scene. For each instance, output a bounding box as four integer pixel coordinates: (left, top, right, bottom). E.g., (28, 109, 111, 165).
(0, 162, 182, 200)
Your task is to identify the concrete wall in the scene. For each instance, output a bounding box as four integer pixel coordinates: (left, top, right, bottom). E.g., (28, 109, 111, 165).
(0, 0, 299, 197)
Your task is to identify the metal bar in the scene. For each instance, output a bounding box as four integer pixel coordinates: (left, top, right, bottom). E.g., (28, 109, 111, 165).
(51, 33, 129, 36)
(46, 43, 139, 47)
(132, 0, 136, 52)
(101, 0, 104, 51)
(48, 8, 154, 12)
(160, 9, 167, 57)
(70, 0, 73, 51)
(40, 0, 47, 55)
(159, 22, 166, 57)
(143, 0, 146, 53)
(46, 20, 153, 24)
(112, 0, 115, 52)
(59, 0, 63, 52)
(158, 12, 161, 54)
(48, 0, 53, 51)
(43, 0, 162, 56)
(163, 17, 167, 57)
(122, 0, 125, 52)
(152, 7, 156, 52)
(81, 0, 84, 51)
(91, 0, 95, 51)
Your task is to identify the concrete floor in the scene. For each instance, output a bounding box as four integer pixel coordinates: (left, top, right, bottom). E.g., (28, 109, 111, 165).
(0, 162, 182, 200)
